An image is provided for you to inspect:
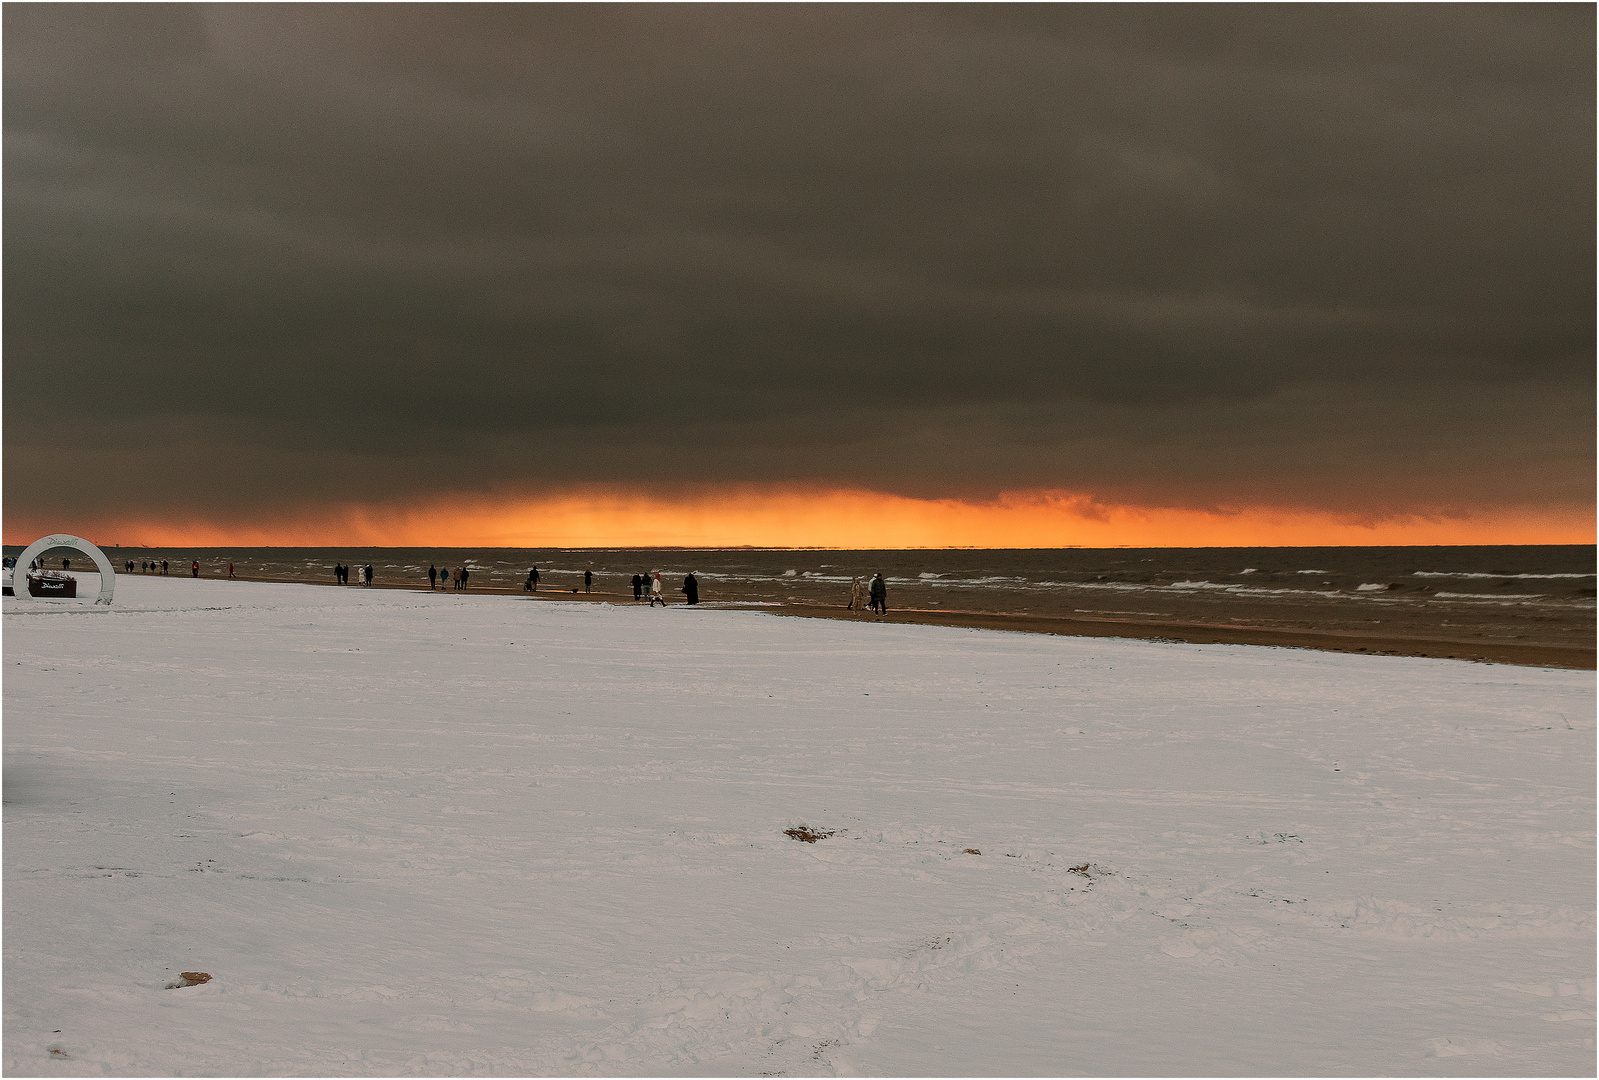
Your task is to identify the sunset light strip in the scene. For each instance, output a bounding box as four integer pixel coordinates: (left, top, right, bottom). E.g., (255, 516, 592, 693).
(10, 488, 1593, 550)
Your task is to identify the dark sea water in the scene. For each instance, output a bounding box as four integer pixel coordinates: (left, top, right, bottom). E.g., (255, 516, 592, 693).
(14, 544, 1593, 649)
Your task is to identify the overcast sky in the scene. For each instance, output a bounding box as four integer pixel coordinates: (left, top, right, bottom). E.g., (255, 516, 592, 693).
(5, 4, 1593, 529)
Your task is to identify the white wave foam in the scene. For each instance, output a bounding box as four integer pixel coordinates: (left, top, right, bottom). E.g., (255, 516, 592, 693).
(1297, 570, 1330, 575)
(1171, 580, 1295, 595)
(1414, 571, 1594, 579)
(1433, 591, 1545, 601)
(1356, 584, 1387, 592)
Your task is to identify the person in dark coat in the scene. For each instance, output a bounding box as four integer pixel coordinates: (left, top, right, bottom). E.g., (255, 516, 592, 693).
(531, 567, 540, 592)
(632, 574, 643, 601)
(191, 560, 200, 578)
(584, 569, 592, 594)
(429, 564, 438, 590)
(364, 564, 373, 586)
(681, 572, 699, 605)
(869, 572, 886, 615)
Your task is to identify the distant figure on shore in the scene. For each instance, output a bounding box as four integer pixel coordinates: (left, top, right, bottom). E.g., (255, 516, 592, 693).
(681, 572, 699, 605)
(63, 558, 71, 570)
(460, 567, 468, 590)
(531, 567, 540, 592)
(191, 560, 199, 578)
(228, 562, 235, 579)
(523, 569, 535, 592)
(869, 573, 886, 615)
(632, 574, 643, 601)
(849, 576, 865, 614)
(584, 570, 592, 594)
(162, 560, 169, 575)
(364, 564, 373, 586)
(429, 564, 437, 589)
(650, 572, 665, 607)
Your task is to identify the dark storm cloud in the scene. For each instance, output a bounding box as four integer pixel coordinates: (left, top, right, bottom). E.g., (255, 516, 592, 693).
(5, 3, 1593, 519)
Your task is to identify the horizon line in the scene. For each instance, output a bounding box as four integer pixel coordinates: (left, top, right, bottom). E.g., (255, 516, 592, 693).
(7, 541, 1595, 553)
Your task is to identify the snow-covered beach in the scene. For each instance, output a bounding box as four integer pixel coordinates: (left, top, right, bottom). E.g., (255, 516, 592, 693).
(5, 576, 1594, 1076)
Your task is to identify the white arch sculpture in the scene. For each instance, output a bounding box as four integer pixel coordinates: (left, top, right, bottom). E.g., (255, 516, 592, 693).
(10, 534, 116, 605)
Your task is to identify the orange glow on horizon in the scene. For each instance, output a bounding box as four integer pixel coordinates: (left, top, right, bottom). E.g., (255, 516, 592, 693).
(8, 488, 1594, 550)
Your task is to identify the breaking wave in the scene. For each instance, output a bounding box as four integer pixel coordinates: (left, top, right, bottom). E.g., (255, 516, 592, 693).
(1414, 571, 1594, 579)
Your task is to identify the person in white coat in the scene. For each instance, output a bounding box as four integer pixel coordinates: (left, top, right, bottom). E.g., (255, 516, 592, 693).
(649, 572, 666, 607)
(849, 576, 865, 614)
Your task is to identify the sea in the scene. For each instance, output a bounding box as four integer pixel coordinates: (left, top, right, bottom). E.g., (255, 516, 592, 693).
(13, 544, 1593, 650)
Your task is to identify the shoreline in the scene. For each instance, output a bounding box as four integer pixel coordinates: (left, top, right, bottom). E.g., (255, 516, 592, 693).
(762, 602, 1595, 669)
(157, 572, 1597, 670)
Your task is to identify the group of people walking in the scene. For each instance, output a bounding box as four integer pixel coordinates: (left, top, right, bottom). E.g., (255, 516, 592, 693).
(848, 573, 889, 616)
(421, 563, 701, 604)
(629, 571, 697, 605)
(336, 563, 373, 586)
(427, 564, 469, 590)
(120, 559, 219, 579)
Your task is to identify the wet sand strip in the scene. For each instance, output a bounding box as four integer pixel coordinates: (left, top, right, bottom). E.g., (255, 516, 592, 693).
(763, 604, 1595, 671)
(206, 574, 1597, 671)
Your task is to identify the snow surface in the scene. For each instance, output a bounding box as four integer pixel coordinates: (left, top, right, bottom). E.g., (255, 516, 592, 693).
(4, 576, 1594, 1076)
